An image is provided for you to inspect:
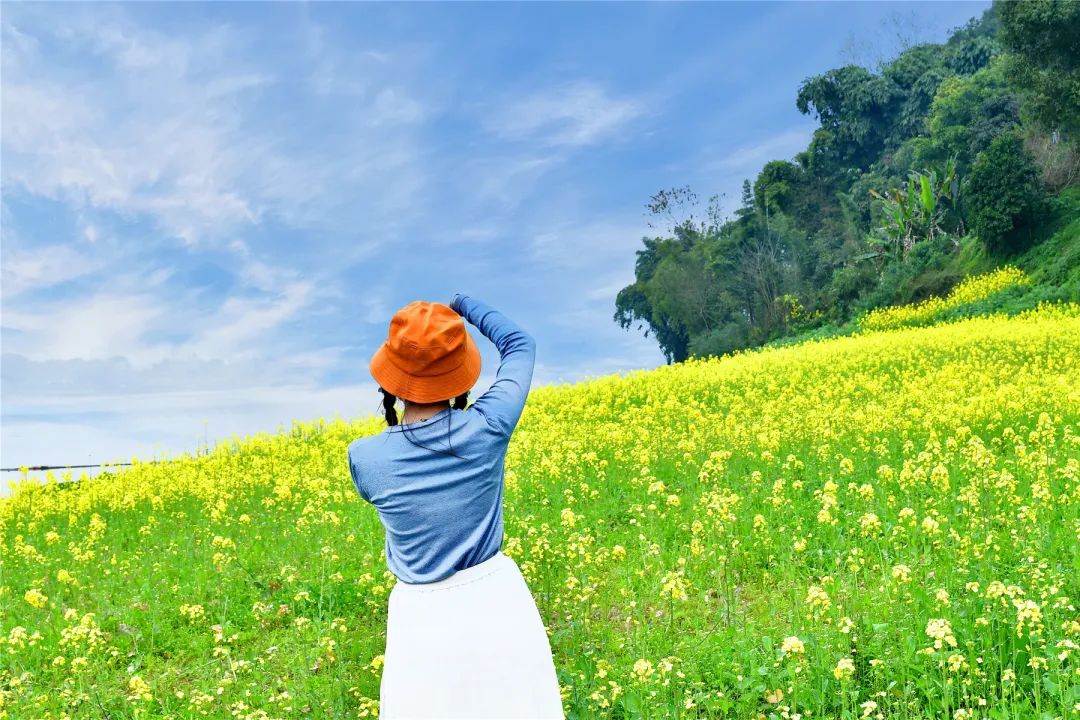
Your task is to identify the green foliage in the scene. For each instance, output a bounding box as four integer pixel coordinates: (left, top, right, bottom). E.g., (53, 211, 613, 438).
(867, 157, 963, 260)
(797, 66, 899, 172)
(686, 321, 750, 359)
(753, 160, 803, 216)
(857, 235, 962, 312)
(1019, 187, 1080, 295)
(917, 57, 1019, 170)
(824, 263, 876, 316)
(943, 10, 1000, 75)
(614, 253, 691, 363)
(884, 44, 952, 142)
(967, 133, 1050, 253)
(996, 0, 1080, 139)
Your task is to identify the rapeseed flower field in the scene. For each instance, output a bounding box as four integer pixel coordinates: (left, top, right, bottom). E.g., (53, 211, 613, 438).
(2, 304, 1079, 719)
(858, 266, 1030, 332)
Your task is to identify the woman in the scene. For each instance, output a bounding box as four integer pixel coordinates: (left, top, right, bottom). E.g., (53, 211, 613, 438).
(347, 293, 563, 719)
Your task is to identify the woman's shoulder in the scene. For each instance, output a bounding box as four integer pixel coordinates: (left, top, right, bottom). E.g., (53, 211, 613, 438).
(348, 432, 387, 463)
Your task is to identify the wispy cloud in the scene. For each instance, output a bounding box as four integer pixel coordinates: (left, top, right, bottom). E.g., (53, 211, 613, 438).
(486, 82, 641, 147)
(0, 242, 109, 300)
(1, 6, 431, 249)
(0, 2, 435, 462)
(182, 281, 314, 362)
(2, 16, 266, 246)
(707, 126, 815, 172)
(4, 277, 315, 366)
(3, 292, 169, 363)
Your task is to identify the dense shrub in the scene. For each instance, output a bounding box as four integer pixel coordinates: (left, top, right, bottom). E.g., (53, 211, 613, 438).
(967, 133, 1049, 253)
(687, 321, 750, 359)
(857, 234, 958, 311)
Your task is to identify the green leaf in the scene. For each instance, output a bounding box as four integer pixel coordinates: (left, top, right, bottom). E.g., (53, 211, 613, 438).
(920, 175, 935, 214)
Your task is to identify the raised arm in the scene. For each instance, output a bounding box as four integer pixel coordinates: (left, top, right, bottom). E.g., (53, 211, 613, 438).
(449, 293, 536, 439)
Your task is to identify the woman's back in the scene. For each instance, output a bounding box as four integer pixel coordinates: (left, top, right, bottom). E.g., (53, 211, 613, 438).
(348, 405, 514, 584)
(348, 293, 536, 584)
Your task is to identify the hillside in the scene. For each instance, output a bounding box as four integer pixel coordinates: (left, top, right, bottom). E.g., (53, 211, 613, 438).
(763, 196, 1080, 349)
(3, 303, 1079, 718)
(616, 3, 1080, 364)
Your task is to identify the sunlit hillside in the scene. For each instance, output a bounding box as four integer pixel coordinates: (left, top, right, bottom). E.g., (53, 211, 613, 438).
(3, 303, 1079, 719)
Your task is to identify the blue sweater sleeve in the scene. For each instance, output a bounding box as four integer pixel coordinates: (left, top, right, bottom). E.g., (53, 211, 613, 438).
(347, 444, 371, 503)
(449, 294, 536, 438)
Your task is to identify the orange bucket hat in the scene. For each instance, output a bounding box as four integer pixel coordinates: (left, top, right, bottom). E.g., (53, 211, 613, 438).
(369, 300, 482, 403)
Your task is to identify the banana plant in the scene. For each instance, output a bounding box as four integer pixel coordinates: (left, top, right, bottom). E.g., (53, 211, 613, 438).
(866, 156, 963, 262)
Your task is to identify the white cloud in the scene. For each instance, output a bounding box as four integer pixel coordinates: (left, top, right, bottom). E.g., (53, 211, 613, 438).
(3, 292, 169, 362)
(528, 218, 647, 276)
(369, 88, 426, 126)
(1, 7, 430, 249)
(0, 357, 623, 486)
(0, 3, 431, 428)
(0, 6, 675, 483)
(3, 278, 316, 367)
(184, 281, 314, 362)
(1, 20, 266, 245)
(487, 82, 641, 147)
(0, 381, 383, 483)
(0, 243, 109, 299)
(465, 154, 562, 214)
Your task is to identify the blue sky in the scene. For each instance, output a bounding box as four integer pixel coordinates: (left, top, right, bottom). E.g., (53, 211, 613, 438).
(1, 1, 988, 481)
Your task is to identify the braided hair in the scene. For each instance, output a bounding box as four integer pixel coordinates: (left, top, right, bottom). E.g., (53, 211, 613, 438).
(378, 387, 469, 458)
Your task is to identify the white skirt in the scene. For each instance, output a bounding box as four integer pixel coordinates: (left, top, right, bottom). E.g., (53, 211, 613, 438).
(379, 551, 563, 719)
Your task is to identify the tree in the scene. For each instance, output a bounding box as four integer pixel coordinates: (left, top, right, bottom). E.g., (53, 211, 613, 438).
(884, 44, 951, 144)
(644, 185, 723, 238)
(616, 190, 726, 363)
(796, 66, 900, 171)
(611, 7, 1067, 362)
(732, 227, 791, 336)
(996, 0, 1080, 140)
(966, 133, 1049, 253)
(650, 244, 728, 337)
(614, 280, 692, 365)
(614, 238, 692, 364)
(754, 160, 803, 218)
(687, 321, 750, 359)
(735, 180, 755, 221)
(917, 58, 1019, 170)
(943, 8, 1000, 76)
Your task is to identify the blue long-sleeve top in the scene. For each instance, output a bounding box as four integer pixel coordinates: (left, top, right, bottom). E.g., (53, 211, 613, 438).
(346, 294, 536, 584)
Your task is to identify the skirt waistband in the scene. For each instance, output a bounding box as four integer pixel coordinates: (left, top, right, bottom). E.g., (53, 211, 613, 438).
(392, 551, 511, 593)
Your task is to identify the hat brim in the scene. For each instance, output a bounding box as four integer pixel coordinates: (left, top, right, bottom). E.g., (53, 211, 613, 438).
(369, 330, 482, 403)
